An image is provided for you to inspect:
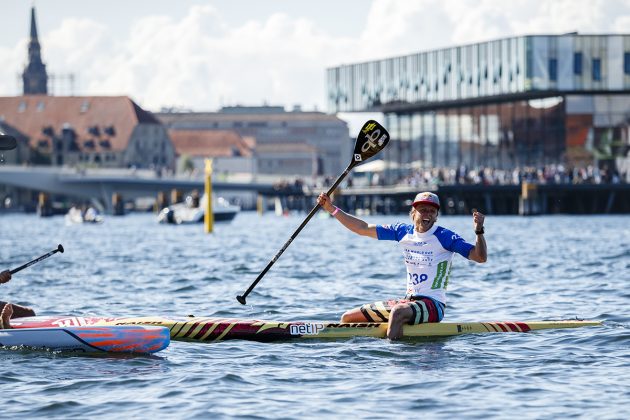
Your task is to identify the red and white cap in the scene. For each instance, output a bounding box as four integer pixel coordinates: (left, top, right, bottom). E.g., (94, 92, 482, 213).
(412, 192, 440, 210)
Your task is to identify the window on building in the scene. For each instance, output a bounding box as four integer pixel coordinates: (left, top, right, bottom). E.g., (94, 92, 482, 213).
(624, 52, 630, 74)
(549, 58, 558, 81)
(592, 58, 601, 81)
(574, 52, 583, 75)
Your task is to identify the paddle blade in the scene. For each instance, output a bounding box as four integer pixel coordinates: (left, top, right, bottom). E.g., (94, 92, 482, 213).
(351, 120, 390, 168)
(0, 134, 17, 151)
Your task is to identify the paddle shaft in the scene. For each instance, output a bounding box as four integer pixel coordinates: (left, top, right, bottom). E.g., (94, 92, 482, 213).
(9, 244, 64, 275)
(237, 166, 351, 304)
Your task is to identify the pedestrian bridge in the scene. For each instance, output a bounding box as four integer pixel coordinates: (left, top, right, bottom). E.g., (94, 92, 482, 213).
(0, 165, 280, 212)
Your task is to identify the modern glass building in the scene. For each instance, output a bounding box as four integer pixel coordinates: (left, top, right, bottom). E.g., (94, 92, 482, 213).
(327, 34, 630, 176)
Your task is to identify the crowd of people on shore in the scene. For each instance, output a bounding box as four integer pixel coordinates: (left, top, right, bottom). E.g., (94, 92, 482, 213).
(398, 164, 628, 187)
(273, 164, 628, 193)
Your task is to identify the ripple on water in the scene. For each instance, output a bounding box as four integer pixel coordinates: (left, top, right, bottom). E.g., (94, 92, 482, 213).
(0, 213, 628, 418)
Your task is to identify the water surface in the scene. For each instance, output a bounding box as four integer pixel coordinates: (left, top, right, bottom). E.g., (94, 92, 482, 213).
(1, 212, 628, 418)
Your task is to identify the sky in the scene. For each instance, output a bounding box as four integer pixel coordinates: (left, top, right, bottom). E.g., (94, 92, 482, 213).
(3, 0, 630, 114)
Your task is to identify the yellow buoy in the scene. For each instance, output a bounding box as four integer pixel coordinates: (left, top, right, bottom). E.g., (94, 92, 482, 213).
(204, 158, 214, 233)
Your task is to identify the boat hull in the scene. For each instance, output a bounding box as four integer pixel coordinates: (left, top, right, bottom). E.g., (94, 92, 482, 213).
(10, 316, 602, 343)
(1, 325, 170, 353)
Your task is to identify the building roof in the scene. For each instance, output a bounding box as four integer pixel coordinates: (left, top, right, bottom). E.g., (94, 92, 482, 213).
(168, 129, 253, 158)
(0, 95, 159, 152)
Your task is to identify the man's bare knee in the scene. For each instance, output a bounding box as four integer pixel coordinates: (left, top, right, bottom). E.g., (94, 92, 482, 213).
(390, 304, 411, 322)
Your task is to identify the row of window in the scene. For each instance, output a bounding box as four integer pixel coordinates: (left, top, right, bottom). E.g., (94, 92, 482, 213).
(17, 100, 100, 113)
(545, 53, 630, 82)
(381, 99, 567, 169)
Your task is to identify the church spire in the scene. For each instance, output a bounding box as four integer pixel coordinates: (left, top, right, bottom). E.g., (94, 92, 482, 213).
(22, 5, 48, 95)
(30, 6, 39, 39)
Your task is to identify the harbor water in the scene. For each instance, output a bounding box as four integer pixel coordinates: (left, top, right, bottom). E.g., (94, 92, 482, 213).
(0, 211, 628, 418)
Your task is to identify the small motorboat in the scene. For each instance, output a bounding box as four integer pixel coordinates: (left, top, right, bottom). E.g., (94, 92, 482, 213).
(65, 206, 104, 224)
(157, 195, 240, 224)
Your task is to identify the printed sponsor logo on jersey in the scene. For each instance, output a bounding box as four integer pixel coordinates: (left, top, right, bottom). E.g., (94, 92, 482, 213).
(406, 260, 435, 267)
(405, 248, 432, 255)
(404, 256, 431, 264)
(289, 323, 324, 335)
(431, 261, 449, 289)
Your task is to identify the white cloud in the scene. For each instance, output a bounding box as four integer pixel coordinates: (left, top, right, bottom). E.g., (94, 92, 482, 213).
(0, 41, 27, 95)
(3, 1, 630, 112)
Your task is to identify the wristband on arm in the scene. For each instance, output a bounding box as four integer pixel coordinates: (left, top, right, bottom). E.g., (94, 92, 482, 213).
(331, 206, 340, 216)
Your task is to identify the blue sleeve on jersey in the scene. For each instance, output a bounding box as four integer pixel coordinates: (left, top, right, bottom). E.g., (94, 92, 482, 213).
(376, 223, 413, 241)
(434, 227, 475, 258)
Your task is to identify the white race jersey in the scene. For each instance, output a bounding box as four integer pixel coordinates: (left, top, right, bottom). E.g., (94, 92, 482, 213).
(376, 223, 474, 304)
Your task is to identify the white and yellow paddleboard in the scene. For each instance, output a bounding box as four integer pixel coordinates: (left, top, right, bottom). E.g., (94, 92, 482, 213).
(11, 316, 602, 343)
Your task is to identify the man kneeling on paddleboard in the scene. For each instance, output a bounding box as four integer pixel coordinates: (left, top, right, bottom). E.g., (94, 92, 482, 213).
(1, 270, 36, 329)
(317, 191, 487, 340)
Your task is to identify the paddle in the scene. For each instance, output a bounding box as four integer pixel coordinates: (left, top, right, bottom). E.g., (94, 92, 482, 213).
(237, 120, 390, 304)
(0, 134, 17, 151)
(9, 244, 64, 275)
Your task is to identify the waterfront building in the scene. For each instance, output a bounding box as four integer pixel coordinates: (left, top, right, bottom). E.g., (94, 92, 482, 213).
(168, 129, 255, 176)
(157, 106, 350, 178)
(327, 34, 630, 182)
(0, 95, 176, 170)
(0, 6, 176, 171)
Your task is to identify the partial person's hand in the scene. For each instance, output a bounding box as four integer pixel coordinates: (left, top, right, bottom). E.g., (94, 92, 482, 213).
(0, 303, 13, 329)
(0, 270, 11, 284)
(317, 193, 334, 213)
(472, 210, 485, 231)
